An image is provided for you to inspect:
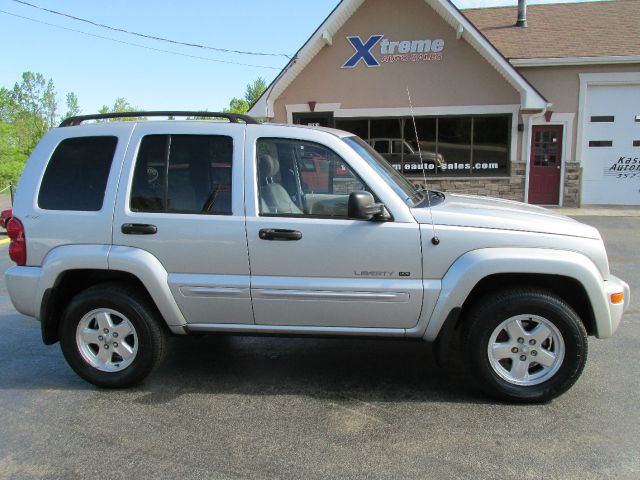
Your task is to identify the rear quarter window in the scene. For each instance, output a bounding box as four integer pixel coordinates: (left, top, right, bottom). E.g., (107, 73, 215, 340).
(38, 136, 118, 211)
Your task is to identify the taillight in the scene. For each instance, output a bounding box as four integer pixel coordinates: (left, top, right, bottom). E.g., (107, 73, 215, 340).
(0, 208, 12, 228)
(7, 217, 26, 266)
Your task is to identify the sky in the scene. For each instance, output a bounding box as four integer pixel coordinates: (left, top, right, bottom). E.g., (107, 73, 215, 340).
(0, 0, 605, 116)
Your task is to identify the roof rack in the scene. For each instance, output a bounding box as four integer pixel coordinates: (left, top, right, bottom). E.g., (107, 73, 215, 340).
(59, 111, 259, 127)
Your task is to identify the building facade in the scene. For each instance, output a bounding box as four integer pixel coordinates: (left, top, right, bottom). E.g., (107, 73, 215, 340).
(250, 0, 640, 206)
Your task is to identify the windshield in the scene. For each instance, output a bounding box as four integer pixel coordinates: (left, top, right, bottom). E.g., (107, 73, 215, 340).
(343, 136, 423, 206)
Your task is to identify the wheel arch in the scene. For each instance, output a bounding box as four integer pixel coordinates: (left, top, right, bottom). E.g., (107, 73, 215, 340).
(419, 248, 610, 343)
(38, 245, 188, 345)
(41, 269, 170, 344)
(459, 273, 595, 335)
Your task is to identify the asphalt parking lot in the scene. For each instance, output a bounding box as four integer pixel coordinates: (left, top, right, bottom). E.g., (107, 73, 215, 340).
(0, 215, 638, 480)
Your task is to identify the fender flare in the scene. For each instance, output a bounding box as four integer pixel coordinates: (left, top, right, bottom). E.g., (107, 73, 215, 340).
(412, 248, 611, 341)
(37, 244, 110, 319)
(108, 246, 187, 328)
(37, 244, 187, 330)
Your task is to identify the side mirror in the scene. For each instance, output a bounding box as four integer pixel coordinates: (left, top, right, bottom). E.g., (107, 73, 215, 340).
(348, 191, 388, 220)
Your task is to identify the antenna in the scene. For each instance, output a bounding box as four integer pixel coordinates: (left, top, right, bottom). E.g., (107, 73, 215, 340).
(407, 87, 439, 246)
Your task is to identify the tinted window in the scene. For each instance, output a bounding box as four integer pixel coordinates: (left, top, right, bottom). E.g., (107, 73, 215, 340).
(131, 135, 233, 215)
(38, 136, 117, 211)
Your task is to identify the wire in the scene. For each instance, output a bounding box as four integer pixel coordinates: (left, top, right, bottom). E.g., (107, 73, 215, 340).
(0, 9, 282, 70)
(10, 0, 291, 58)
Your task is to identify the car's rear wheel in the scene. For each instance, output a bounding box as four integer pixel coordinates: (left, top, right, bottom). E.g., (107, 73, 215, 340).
(60, 283, 167, 388)
(462, 288, 588, 403)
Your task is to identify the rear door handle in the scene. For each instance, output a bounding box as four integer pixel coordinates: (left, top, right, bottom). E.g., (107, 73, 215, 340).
(259, 229, 302, 241)
(121, 223, 158, 235)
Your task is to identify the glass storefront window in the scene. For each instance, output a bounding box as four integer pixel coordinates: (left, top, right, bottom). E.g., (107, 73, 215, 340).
(438, 117, 472, 175)
(472, 116, 509, 176)
(334, 119, 368, 139)
(335, 114, 511, 177)
(370, 118, 402, 139)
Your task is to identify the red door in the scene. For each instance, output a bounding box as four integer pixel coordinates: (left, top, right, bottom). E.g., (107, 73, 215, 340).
(528, 125, 563, 205)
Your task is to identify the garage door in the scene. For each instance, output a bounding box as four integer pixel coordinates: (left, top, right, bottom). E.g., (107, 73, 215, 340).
(581, 84, 640, 205)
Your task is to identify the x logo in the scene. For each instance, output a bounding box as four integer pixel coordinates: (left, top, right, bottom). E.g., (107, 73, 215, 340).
(342, 35, 384, 68)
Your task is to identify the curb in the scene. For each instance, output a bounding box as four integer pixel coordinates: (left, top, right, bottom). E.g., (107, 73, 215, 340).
(0, 238, 10, 245)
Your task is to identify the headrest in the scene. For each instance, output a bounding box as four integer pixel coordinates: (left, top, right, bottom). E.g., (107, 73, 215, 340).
(259, 154, 279, 178)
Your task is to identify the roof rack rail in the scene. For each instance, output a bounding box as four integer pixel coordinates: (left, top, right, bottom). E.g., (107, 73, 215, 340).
(59, 111, 259, 127)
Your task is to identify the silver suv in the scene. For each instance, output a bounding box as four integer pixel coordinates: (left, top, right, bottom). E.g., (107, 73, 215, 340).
(5, 112, 630, 403)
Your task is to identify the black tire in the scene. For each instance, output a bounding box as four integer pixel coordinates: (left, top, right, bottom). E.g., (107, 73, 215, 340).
(462, 288, 588, 403)
(59, 282, 167, 388)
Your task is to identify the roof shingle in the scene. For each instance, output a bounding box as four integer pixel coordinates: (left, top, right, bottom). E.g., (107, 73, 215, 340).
(463, 0, 640, 59)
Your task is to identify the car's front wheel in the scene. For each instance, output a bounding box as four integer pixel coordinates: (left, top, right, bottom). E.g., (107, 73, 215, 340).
(462, 288, 588, 403)
(59, 283, 167, 388)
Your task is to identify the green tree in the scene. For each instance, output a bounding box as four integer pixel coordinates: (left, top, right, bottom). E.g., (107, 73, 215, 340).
(224, 77, 267, 114)
(99, 97, 135, 115)
(64, 92, 81, 119)
(224, 97, 250, 114)
(0, 72, 83, 186)
(244, 77, 267, 106)
(4, 72, 57, 153)
(0, 121, 27, 187)
(98, 97, 143, 121)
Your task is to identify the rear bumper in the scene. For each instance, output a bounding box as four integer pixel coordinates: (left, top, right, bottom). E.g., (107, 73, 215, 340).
(5, 266, 41, 319)
(602, 274, 630, 338)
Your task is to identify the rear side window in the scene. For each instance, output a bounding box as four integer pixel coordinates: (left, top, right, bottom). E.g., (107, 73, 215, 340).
(38, 136, 118, 211)
(130, 134, 233, 215)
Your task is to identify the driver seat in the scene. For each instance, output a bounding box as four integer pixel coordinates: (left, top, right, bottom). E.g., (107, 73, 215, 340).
(258, 154, 302, 214)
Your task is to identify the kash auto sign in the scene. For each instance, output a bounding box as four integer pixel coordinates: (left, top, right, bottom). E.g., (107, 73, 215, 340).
(342, 34, 445, 68)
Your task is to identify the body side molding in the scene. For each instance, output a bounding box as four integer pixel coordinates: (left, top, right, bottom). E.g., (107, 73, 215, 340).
(186, 323, 406, 337)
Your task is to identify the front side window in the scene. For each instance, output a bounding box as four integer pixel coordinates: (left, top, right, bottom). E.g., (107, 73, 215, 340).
(38, 136, 117, 211)
(130, 134, 233, 215)
(256, 138, 368, 217)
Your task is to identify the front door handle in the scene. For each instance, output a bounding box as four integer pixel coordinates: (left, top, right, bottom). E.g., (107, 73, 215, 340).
(121, 223, 158, 235)
(259, 228, 302, 241)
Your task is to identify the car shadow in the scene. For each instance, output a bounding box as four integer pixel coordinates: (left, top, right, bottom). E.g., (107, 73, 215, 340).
(0, 315, 491, 404)
(132, 335, 490, 405)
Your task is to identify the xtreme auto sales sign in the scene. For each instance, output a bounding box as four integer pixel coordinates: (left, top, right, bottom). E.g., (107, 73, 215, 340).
(342, 34, 445, 68)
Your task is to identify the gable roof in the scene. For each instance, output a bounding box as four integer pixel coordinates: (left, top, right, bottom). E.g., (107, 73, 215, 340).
(464, 0, 640, 62)
(249, 0, 548, 118)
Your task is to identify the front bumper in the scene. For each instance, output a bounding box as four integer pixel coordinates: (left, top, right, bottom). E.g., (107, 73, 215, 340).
(603, 274, 630, 337)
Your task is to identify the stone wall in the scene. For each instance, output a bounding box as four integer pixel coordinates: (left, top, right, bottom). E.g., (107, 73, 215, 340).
(563, 163, 581, 207)
(409, 162, 582, 207)
(409, 163, 527, 202)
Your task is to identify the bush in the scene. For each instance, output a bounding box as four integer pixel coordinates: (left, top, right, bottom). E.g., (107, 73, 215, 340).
(0, 156, 26, 188)
(0, 122, 28, 188)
